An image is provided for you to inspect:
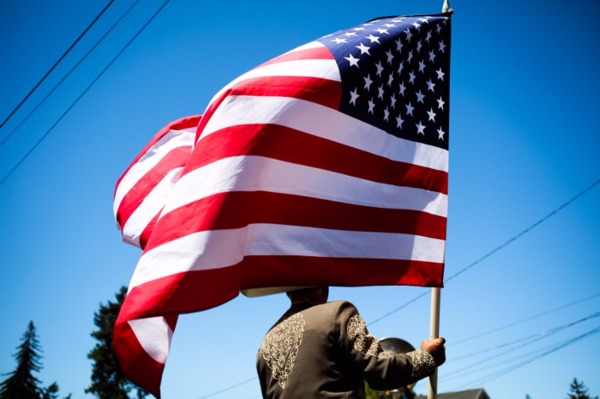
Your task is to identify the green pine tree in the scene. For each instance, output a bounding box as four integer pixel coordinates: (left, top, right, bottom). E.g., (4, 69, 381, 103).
(86, 286, 148, 399)
(568, 378, 598, 399)
(41, 383, 59, 399)
(0, 321, 43, 399)
(0, 322, 67, 399)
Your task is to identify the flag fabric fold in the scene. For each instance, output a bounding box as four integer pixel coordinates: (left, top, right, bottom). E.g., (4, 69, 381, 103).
(113, 13, 451, 397)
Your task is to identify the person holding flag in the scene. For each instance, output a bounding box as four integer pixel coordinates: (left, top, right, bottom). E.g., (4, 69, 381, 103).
(257, 287, 446, 398)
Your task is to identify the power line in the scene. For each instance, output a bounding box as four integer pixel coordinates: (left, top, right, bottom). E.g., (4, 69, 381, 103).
(0, 0, 142, 147)
(443, 310, 600, 376)
(451, 290, 600, 346)
(448, 325, 600, 390)
(368, 177, 600, 326)
(197, 376, 257, 399)
(0, 0, 115, 130)
(444, 177, 600, 284)
(0, 0, 171, 187)
(368, 290, 428, 325)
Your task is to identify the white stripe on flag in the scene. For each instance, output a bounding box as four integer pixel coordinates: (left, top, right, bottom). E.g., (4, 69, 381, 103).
(200, 95, 449, 172)
(129, 224, 446, 289)
(121, 167, 185, 247)
(207, 45, 340, 104)
(128, 316, 173, 363)
(113, 128, 195, 215)
(282, 41, 327, 53)
(161, 156, 447, 217)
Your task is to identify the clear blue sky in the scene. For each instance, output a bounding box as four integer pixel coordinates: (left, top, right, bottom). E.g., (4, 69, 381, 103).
(1, 1, 599, 398)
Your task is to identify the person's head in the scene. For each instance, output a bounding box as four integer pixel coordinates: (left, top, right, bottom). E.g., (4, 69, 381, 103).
(286, 286, 329, 305)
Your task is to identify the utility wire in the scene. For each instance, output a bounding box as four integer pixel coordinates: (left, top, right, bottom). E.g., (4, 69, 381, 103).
(448, 325, 600, 389)
(444, 177, 600, 284)
(0, 0, 114, 130)
(368, 177, 600, 326)
(443, 311, 600, 374)
(0, 0, 171, 187)
(368, 290, 429, 325)
(197, 376, 257, 399)
(0, 0, 142, 147)
(451, 290, 600, 346)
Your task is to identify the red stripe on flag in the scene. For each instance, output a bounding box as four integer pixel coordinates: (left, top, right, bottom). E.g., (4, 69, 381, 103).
(112, 321, 168, 398)
(114, 115, 200, 192)
(240, 255, 445, 288)
(116, 146, 192, 228)
(117, 267, 243, 321)
(186, 123, 447, 194)
(117, 256, 442, 320)
(139, 212, 160, 250)
(144, 191, 446, 252)
(227, 75, 342, 109)
(258, 44, 335, 66)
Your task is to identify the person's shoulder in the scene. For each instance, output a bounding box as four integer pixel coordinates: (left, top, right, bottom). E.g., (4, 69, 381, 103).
(323, 300, 359, 314)
(327, 299, 356, 307)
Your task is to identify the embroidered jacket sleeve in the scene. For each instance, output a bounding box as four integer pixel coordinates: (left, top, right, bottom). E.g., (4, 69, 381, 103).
(335, 301, 436, 390)
(256, 300, 436, 398)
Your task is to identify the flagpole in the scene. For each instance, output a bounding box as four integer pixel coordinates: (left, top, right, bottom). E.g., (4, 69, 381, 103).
(442, 0, 453, 13)
(429, 5, 450, 399)
(427, 287, 441, 399)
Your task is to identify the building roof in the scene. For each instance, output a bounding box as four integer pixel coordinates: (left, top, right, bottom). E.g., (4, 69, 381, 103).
(415, 388, 490, 399)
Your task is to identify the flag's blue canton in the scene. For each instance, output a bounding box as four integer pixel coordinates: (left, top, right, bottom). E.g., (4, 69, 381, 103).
(318, 15, 451, 150)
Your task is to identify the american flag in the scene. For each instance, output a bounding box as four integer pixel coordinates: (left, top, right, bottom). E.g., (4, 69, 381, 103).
(113, 13, 451, 397)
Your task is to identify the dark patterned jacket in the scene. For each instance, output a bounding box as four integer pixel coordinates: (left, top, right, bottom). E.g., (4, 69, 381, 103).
(256, 300, 436, 398)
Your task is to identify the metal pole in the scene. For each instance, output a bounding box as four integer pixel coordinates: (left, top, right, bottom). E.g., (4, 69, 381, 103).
(427, 287, 441, 399)
(442, 0, 452, 13)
